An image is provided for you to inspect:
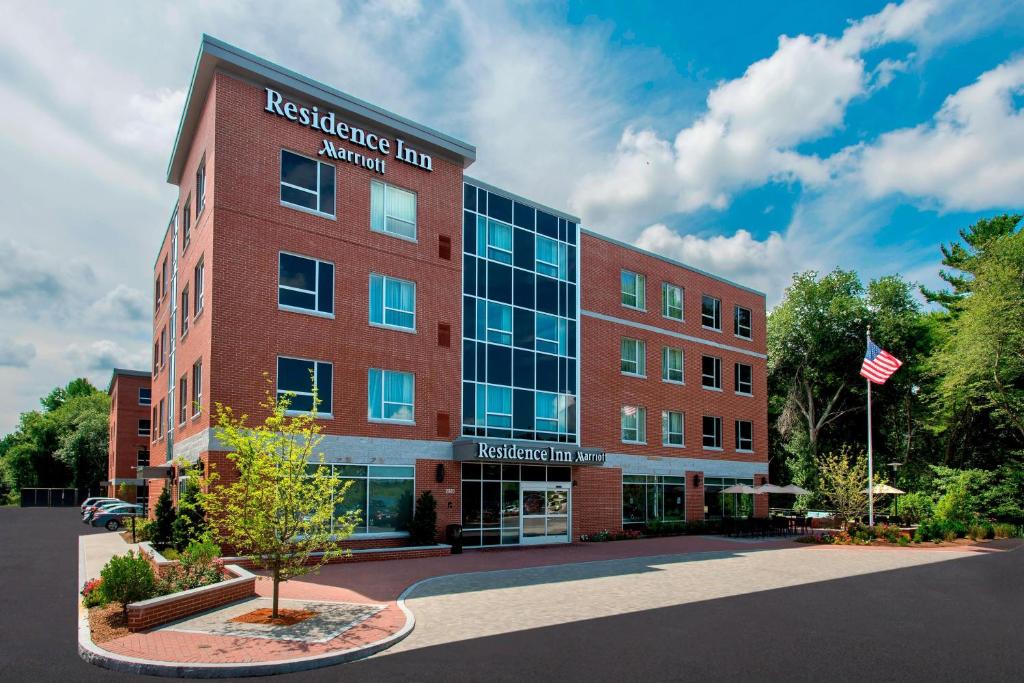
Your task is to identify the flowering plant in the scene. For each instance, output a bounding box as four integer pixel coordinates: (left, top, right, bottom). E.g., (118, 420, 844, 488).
(81, 577, 107, 608)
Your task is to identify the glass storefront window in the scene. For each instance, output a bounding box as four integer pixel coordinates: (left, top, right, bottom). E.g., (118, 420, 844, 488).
(462, 462, 572, 547)
(703, 477, 754, 519)
(622, 475, 688, 525)
(319, 464, 414, 534)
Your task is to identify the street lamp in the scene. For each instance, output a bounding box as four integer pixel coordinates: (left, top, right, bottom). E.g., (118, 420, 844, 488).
(888, 461, 903, 519)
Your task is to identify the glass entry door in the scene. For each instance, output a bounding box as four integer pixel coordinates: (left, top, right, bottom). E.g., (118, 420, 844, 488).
(520, 484, 570, 544)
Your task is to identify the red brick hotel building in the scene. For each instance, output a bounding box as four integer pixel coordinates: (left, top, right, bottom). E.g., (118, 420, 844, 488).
(144, 35, 768, 548)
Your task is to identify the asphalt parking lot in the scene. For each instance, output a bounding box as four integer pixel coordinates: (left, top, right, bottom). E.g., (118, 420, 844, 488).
(1, 507, 1021, 682)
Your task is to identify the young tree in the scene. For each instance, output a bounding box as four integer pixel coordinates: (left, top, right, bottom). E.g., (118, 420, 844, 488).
(152, 485, 176, 550)
(408, 491, 438, 545)
(171, 477, 207, 551)
(816, 448, 869, 528)
(202, 384, 359, 617)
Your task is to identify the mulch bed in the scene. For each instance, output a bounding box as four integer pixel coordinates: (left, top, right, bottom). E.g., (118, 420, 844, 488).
(229, 608, 317, 626)
(89, 603, 130, 643)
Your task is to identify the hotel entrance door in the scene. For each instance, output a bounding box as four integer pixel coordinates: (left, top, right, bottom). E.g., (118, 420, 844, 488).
(520, 483, 570, 544)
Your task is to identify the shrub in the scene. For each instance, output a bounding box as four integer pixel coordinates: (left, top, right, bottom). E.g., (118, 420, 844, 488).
(967, 524, 993, 541)
(157, 540, 224, 594)
(81, 578, 107, 608)
(897, 535, 910, 546)
(993, 523, 1020, 539)
(100, 551, 156, 615)
(171, 481, 206, 552)
(935, 480, 975, 525)
(152, 486, 176, 550)
(898, 492, 935, 525)
(408, 491, 438, 545)
(132, 518, 154, 543)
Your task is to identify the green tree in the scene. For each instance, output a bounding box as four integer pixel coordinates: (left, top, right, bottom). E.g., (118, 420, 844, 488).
(816, 448, 869, 527)
(152, 486, 176, 550)
(202, 384, 359, 617)
(933, 229, 1024, 441)
(171, 477, 207, 551)
(408, 491, 438, 545)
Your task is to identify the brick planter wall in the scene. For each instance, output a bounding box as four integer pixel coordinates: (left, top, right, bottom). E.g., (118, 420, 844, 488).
(125, 561, 256, 632)
(223, 544, 451, 570)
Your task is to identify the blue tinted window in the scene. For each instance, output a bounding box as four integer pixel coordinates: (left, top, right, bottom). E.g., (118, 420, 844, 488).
(536, 275, 558, 315)
(536, 354, 558, 392)
(477, 187, 487, 214)
(464, 184, 476, 211)
(463, 340, 476, 381)
(487, 262, 512, 304)
(463, 210, 476, 254)
(488, 193, 513, 223)
(317, 263, 333, 314)
(513, 269, 534, 308)
(514, 228, 534, 270)
(464, 254, 476, 294)
(513, 389, 534, 429)
(463, 297, 476, 340)
(567, 222, 577, 245)
(536, 210, 557, 239)
(476, 343, 487, 384)
(513, 307, 534, 349)
(487, 345, 512, 386)
(513, 349, 535, 389)
(513, 202, 535, 230)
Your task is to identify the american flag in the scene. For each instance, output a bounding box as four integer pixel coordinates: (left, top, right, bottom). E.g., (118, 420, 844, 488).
(860, 339, 902, 384)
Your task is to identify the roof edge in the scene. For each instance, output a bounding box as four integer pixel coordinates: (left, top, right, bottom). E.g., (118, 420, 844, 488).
(580, 228, 767, 298)
(464, 176, 581, 224)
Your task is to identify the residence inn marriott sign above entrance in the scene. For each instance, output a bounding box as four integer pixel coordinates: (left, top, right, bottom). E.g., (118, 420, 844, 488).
(454, 439, 607, 466)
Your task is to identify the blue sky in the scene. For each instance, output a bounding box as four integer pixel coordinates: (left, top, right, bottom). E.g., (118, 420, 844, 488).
(0, 0, 1022, 433)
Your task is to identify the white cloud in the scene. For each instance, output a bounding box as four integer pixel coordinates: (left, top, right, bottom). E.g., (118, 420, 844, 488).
(0, 338, 36, 368)
(67, 340, 148, 373)
(568, 0, 985, 236)
(856, 57, 1024, 210)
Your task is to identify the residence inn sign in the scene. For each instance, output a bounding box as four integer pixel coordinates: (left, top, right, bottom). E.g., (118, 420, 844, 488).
(453, 440, 607, 466)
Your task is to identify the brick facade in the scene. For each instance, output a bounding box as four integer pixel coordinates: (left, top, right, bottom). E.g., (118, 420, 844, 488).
(107, 370, 151, 502)
(136, 38, 770, 557)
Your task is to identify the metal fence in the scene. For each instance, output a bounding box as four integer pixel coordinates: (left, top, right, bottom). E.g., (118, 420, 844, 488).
(20, 488, 80, 507)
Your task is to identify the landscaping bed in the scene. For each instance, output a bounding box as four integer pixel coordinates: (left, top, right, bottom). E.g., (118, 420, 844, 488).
(795, 521, 1022, 546)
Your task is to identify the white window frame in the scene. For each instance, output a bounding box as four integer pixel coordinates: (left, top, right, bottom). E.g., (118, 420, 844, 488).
(662, 410, 685, 447)
(194, 259, 205, 316)
(701, 295, 721, 331)
(138, 388, 151, 406)
(736, 420, 754, 452)
(178, 375, 188, 426)
(280, 252, 335, 319)
(621, 337, 646, 377)
(371, 179, 417, 240)
(485, 301, 512, 346)
(368, 368, 416, 424)
(734, 305, 752, 340)
(702, 355, 722, 391)
(621, 270, 646, 310)
(535, 391, 569, 436)
(621, 406, 647, 444)
(535, 235, 567, 280)
(703, 415, 723, 450)
(535, 312, 567, 356)
(182, 196, 192, 251)
(662, 282, 683, 321)
(485, 218, 512, 264)
(662, 347, 684, 384)
(368, 273, 416, 331)
(191, 360, 202, 417)
(138, 419, 150, 437)
(195, 156, 206, 216)
(180, 286, 190, 337)
(735, 362, 753, 396)
(280, 149, 335, 219)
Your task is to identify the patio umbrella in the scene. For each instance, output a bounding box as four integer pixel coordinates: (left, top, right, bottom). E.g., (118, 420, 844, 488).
(779, 484, 812, 495)
(754, 483, 789, 494)
(863, 483, 905, 495)
(720, 484, 760, 494)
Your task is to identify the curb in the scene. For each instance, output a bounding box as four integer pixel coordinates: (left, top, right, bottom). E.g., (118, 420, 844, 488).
(76, 536, 417, 678)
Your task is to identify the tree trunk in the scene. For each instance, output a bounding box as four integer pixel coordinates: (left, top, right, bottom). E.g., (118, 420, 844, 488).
(272, 566, 280, 618)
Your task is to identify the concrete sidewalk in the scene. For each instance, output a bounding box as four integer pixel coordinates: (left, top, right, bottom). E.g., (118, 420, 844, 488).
(82, 530, 138, 580)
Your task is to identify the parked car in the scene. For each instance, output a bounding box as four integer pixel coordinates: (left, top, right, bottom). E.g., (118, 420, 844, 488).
(90, 504, 144, 531)
(80, 497, 118, 511)
(82, 499, 130, 522)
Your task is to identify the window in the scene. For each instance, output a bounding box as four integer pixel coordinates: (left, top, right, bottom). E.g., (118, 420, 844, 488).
(180, 287, 189, 336)
(735, 363, 753, 395)
(160, 327, 167, 368)
(662, 283, 683, 321)
(485, 218, 512, 264)
(182, 197, 191, 250)
(662, 347, 684, 383)
(734, 305, 752, 339)
(371, 180, 416, 239)
(280, 149, 335, 217)
(320, 464, 416, 535)
(157, 400, 164, 439)
(485, 302, 512, 345)
(152, 343, 158, 373)
(138, 388, 151, 406)
(137, 449, 149, 468)
(191, 360, 202, 416)
(151, 407, 156, 438)
(535, 236, 567, 279)
(623, 475, 687, 525)
(621, 338, 646, 376)
(280, 253, 335, 316)
(368, 369, 414, 423)
(704, 477, 754, 519)
(482, 384, 512, 428)
(736, 420, 753, 451)
(621, 270, 645, 310)
(193, 259, 205, 314)
(154, 274, 161, 308)
(702, 355, 722, 390)
(161, 257, 168, 299)
(369, 274, 415, 330)
(535, 313, 567, 355)
(277, 357, 333, 415)
(178, 375, 187, 425)
(701, 295, 721, 330)
(195, 157, 206, 215)
(703, 415, 723, 449)
(662, 410, 684, 446)
(621, 405, 646, 443)
(535, 392, 571, 436)
(138, 419, 150, 437)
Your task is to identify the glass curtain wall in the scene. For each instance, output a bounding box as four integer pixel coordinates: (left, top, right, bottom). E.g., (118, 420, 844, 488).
(622, 475, 687, 525)
(307, 464, 415, 534)
(461, 183, 580, 443)
(703, 477, 755, 519)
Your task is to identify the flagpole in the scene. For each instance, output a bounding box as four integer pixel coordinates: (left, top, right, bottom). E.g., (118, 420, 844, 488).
(867, 325, 874, 527)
